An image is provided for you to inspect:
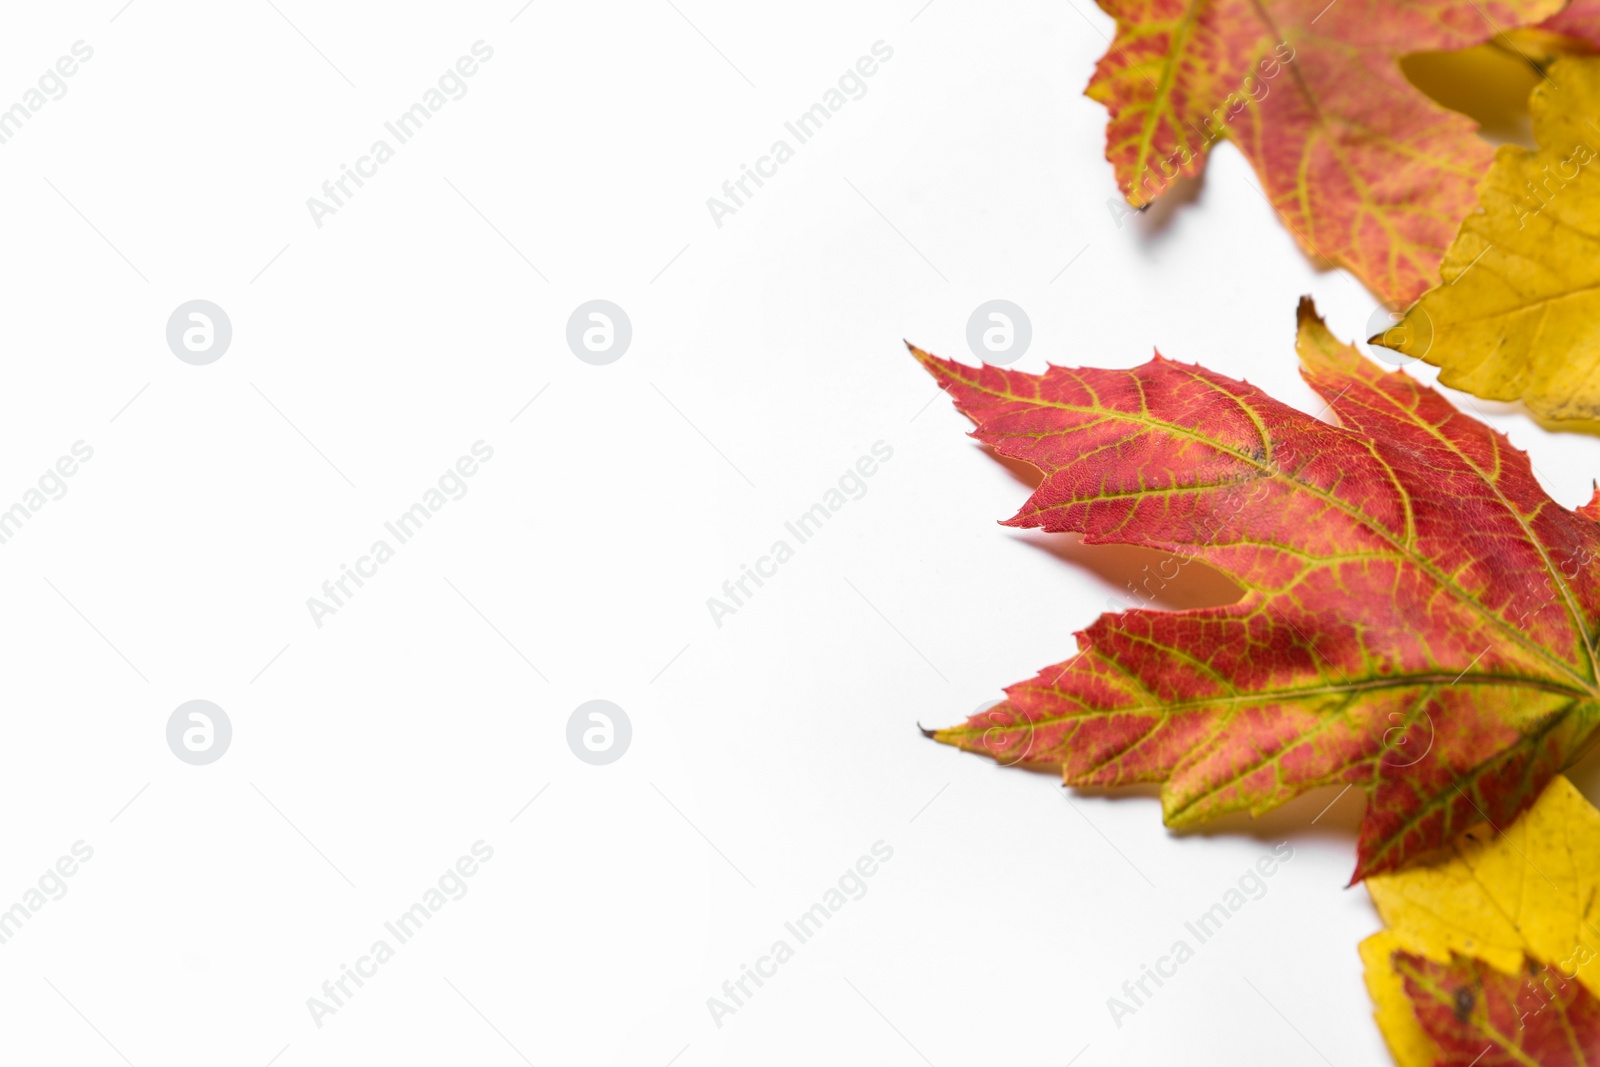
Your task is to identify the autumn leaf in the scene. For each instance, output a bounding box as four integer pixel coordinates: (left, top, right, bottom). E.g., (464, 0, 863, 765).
(1395, 952, 1600, 1065)
(1087, 0, 1563, 303)
(1361, 776, 1600, 1064)
(1376, 55, 1600, 422)
(1365, 775, 1600, 982)
(914, 299, 1600, 881)
(1516, 0, 1600, 61)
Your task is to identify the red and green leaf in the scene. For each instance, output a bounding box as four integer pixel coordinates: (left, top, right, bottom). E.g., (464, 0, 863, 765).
(915, 298, 1600, 881)
(1396, 951, 1600, 1065)
(1087, 0, 1565, 303)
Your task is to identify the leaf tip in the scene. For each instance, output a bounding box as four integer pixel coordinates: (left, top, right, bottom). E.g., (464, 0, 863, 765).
(1295, 295, 1382, 390)
(919, 721, 967, 748)
(1349, 843, 1393, 886)
(906, 341, 967, 389)
(1295, 293, 1318, 324)
(1579, 483, 1600, 522)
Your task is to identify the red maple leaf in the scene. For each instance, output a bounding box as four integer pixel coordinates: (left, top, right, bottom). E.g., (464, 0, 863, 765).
(1396, 951, 1600, 1065)
(915, 299, 1600, 881)
(1087, 0, 1566, 303)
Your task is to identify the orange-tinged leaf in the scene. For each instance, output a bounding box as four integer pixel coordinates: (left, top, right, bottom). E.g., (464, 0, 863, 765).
(1365, 775, 1600, 988)
(915, 300, 1600, 881)
(1397, 952, 1600, 1065)
(1087, 0, 1564, 302)
(1361, 777, 1600, 1064)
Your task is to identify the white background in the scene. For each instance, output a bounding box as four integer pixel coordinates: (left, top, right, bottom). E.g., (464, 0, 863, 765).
(3, 1, 1599, 1065)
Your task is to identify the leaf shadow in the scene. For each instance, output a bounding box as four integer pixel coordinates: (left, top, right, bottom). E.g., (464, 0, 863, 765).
(1565, 741, 1600, 808)
(1437, 388, 1600, 440)
(1400, 44, 1540, 147)
(1168, 783, 1365, 853)
(975, 441, 1046, 492)
(1130, 169, 1207, 239)
(973, 441, 1247, 612)
(1040, 777, 1363, 855)
(953, 441, 1360, 857)
(1013, 533, 1246, 613)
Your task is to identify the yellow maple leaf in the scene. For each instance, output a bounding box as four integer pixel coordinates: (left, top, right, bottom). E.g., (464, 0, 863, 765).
(1377, 55, 1600, 421)
(1362, 775, 1600, 1064)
